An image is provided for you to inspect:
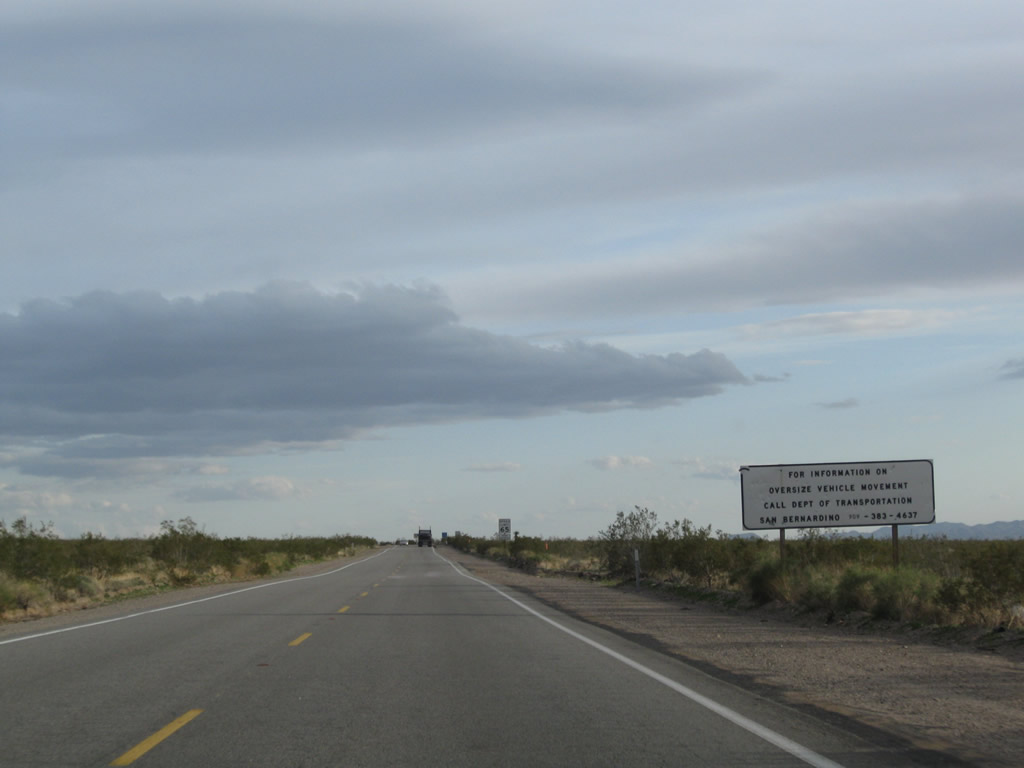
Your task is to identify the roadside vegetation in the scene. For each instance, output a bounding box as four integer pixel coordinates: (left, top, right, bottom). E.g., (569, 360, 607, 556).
(450, 507, 1024, 630)
(0, 516, 376, 622)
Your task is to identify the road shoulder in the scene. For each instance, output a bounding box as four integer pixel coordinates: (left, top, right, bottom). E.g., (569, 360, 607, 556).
(444, 548, 1024, 768)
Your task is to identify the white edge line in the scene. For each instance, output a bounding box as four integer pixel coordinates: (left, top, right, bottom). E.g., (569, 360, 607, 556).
(435, 549, 845, 768)
(0, 548, 393, 646)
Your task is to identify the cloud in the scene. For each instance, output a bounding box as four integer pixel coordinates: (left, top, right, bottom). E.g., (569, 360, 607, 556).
(454, 196, 1024, 323)
(740, 309, 963, 340)
(5, 455, 195, 480)
(1, 452, 228, 481)
(0, 9, 752, 165)
(1000, 358, 1024, 380)
(174, 475, 303, 503)
(197, 463, 230, 475)
(674, 457, 739, 481)
(0, 483, 75, 515)
(0, 483, 157, 537)
(0, 283, 746, 472)
(815, 398, 859, 409)
(463, 463, 522, 472)
(588, 455, 653, 471)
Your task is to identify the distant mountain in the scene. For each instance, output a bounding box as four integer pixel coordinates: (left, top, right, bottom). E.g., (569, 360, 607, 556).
(735, 520, 1024, 540)
(866, 520, 1024, 540)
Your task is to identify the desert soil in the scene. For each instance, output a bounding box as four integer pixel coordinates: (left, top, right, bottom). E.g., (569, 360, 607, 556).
(444, 549, 1024, 768)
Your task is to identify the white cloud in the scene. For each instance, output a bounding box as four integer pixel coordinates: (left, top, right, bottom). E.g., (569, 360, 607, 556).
(174, 475, 304, 503)
(674, 458, 739, 482)
(197, 464, 230, 475)
(0, 483, 74, 515)
(0, 485, 166, 538)
(740, 309, 963, 340)
(588, 455, 653, 471)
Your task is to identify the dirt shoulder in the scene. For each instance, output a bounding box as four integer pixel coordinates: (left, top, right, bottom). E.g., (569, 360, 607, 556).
(444, 548, 1024, 768)
(0, 552, 379, 639)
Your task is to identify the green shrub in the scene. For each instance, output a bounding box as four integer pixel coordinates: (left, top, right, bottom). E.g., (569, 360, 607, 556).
(871, 567, 939, 622)
(835, 566, 878, 613)
(964, 541, 1024, 606)
(801, 569, 837, 612)
(0, 573, 50, 612)
(936, 576, 968, 615)
(747, 558, 787, 605)
(0, 574, 21, 612)
(598, 506, 659, 577)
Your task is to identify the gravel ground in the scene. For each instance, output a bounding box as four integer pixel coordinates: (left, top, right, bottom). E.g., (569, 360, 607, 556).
(443, 549, 1024, 768)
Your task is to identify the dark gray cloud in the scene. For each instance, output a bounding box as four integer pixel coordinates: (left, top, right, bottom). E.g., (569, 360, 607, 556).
(0, 282, 746, 473)
(3, 5, 1021, 319)
(459, 195, 1024, 322)
(6, 455, 189, 480)
(1, 10, 751, 165)
(1000, 358, 1024, 380)
(815, 398, 859, 409)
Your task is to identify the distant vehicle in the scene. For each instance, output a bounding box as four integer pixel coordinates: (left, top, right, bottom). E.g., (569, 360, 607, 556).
(417, 528, 433, 547)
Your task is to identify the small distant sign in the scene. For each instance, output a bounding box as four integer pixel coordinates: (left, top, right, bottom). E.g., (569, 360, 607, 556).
(441, 531, 448, 539)
(741, 460, 934, 530)
(498, 518, 511, 541)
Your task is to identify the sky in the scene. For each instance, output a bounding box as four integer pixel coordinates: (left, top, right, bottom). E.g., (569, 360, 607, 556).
(1, 1, 1022, 542)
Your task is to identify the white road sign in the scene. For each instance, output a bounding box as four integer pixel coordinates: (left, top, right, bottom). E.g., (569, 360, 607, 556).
(740, 460, 934, 530)
(498, 518, 511, 540)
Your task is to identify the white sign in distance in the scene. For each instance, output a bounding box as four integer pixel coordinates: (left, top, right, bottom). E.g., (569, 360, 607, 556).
(498, 518, 511, 541)
(740, 460, 934, 530)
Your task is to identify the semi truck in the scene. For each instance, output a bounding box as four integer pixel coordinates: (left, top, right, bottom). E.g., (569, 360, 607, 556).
(417, 528, 433, 547)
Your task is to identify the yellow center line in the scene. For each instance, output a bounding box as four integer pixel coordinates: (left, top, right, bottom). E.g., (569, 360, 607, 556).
(373, 583, 380, 588)
(110, 709, 203, 766)
(338, 605, 350, 613)
(289, 632, 312, 646)
(359, 591, 369, 598)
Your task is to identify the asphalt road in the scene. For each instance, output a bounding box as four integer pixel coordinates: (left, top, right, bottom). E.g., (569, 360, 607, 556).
(0, 547, 964, 767)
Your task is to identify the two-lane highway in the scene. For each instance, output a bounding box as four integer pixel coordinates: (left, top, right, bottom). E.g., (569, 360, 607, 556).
(0, 548, 961, 766)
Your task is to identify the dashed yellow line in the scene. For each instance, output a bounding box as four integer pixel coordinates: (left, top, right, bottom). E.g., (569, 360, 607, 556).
(359, 591, 369, 598)
(338, 605, 350, 613)
(110, 709, 203, 765)
(289, 633, 312, 647)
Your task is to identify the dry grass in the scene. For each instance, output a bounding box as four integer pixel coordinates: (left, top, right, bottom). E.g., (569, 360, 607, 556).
(0, 551, 372, 624)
